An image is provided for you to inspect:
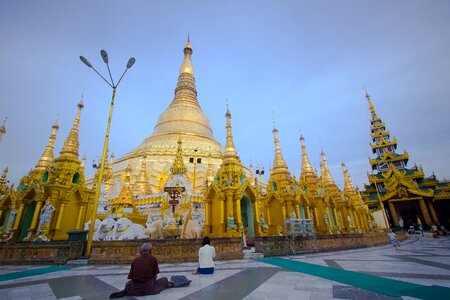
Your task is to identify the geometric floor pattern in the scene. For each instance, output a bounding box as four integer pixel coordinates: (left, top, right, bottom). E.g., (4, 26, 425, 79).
(0, 236, 449, 300)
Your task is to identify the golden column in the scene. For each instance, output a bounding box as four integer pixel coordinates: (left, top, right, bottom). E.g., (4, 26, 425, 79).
(80, 50, 135, 257)
(305, 205, 311, 219)
(12, 204, 24, 230)
(388, 201, 399, 226)
(418, 198, 432, 225)
(204, 199, 211, 235)
(219, 196, 225, 234)
(295, 204, 301, 219)
(55, 202, 67, 230)
(332, 207, 339, 228)
(235, 196, 242, 230)
(76, 204, 87, 229)
(254, 200, 261, 235)
(28, 200, 44, 233)
(426, 201, 439, 224)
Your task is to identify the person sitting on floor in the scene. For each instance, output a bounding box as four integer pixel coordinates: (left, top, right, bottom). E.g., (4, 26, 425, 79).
(110, 242, 172, 298)
(192, 236, 216, 275)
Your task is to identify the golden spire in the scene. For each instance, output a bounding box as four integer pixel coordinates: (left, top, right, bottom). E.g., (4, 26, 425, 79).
(59, 99, 83, 160)
(170, 35, 198, 108)
(133, 157, 151, 194)
(342, 162, 363, 205)
(122, 163, 133, 186)
(80, 153, 86, 168)
(342, 162, 355, 194)
(0, 167, 7, 186)
(224, 105, 238, 158)
(34, 120, 59, 172)
(365, 89, 377, 119)
(0, 117, 6, 142)
(170, 138, 187, 174)
(249, 160, 256, 186)
(272, 126, 288, 171)
(180, 34, 194, 75)
(320, 150, 336, 187)
(300, 134, 314, 178)
(148, 37, 218, 143)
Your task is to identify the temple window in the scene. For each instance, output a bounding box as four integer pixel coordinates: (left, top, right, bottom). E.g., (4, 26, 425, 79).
(42, 171, 48, 183)
(72, 172, 80, 184)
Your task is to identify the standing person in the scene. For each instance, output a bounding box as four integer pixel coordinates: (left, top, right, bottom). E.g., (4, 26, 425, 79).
(192, 236, 216, 275)
(388, 229, 400, 250)
(110, 243, 171, 298)
(418, 224, 424, 236)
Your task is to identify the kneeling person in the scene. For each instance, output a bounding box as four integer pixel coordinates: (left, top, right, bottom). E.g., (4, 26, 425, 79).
(193, 236, 216, 275)
(110, 243, 171, 298)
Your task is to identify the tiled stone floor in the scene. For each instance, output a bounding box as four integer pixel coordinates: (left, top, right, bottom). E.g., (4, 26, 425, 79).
(0, 236, 449, 299)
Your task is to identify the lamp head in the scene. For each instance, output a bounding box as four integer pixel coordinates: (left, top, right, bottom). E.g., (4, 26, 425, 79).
(100, 50, 109, 64)
(127, 57, 136, 69)
(80, 56, 93, 68)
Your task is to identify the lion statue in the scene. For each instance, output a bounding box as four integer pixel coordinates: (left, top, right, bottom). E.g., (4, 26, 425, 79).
(184, 219, 203, 239)
(84, 219, 102, 241)
(114, 218, 148, 240)
(146, 219, 164, 239)
(95, 218, 116, 241)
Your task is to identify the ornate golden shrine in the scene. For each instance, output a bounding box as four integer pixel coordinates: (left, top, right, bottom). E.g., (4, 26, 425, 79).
(4, 37, 449, 246)
(362, 92, 449, 229)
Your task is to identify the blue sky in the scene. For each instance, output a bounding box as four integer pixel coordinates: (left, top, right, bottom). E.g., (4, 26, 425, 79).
(1, 1, 449, 189)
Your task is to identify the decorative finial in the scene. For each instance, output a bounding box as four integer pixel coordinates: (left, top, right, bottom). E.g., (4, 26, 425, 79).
(0, 117, 6, 141)
(187, 33, 190, 43)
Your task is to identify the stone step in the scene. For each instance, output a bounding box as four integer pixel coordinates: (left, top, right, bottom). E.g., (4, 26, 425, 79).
(66, 258, 89, 266)
(243, 247, 264, 259)
(244, 252, 264, 259)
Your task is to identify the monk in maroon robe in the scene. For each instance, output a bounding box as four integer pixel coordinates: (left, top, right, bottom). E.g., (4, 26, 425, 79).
(110, 243, 171, 298)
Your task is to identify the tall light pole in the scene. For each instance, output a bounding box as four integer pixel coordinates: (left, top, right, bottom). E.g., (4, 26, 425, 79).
(189, 148, 202, 193)
(80, 50, 135, 257)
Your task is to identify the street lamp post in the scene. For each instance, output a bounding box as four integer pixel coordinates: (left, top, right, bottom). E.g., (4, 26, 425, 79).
(80, 50, 135, 257)
(255, 165, 264, 189)
(189, 149, 202, 193)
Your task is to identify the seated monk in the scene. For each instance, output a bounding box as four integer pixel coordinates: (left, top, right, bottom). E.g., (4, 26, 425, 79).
(110, 243, 172, 298)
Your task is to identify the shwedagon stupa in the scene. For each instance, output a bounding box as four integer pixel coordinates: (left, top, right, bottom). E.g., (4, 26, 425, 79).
(0, 37, 449, 244)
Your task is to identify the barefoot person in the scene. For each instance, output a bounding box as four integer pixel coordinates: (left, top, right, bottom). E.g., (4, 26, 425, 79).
(192, 236, 216, 275)
(110, 243, 171, 298)
(388, 229, 400, 250)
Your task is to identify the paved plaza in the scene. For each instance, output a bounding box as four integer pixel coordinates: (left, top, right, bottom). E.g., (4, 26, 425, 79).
(0, 236, 449, 300)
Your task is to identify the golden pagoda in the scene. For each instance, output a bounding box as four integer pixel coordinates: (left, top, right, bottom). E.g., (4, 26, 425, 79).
(205, 107, 261, 237)
(105, 37, 223, 196)
(0, 100, 94, 242)
(265, 125, 297, 235)
(362, 91, 450, 229)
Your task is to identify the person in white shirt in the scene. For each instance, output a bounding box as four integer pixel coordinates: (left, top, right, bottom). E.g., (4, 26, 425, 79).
(192, 236, 216, 275)
(388, 229, 400, 250)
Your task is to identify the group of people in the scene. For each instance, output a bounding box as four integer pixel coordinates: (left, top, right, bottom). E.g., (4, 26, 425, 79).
(110, 236, 216, 298)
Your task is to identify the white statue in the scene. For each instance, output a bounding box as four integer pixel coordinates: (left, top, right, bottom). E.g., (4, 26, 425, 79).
(184, 219, 203, 239)
(146, 219, 164, 239)
(37, 200, 55, 233)
(84, 219, 102, 241)
(95, 218, 116, 241)
(114, 218, 148, 240)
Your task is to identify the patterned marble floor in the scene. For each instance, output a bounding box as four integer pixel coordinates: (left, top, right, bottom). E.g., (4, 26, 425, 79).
(0, 236, 449, 300)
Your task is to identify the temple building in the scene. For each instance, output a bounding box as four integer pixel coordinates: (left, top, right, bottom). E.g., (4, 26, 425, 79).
(0, 100, 94, 242)
(10, 37, 450, 243)
(362, 92, 450, 229)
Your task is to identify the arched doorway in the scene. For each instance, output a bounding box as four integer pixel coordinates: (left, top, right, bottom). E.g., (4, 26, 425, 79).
(18, 202, 36, 241)
(240, 196, 255, 238)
